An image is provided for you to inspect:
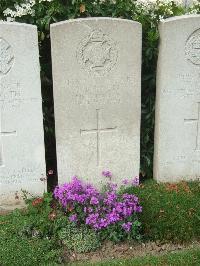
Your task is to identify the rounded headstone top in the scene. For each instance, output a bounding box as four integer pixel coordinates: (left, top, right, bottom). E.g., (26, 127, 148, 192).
(158, 15, 200, 66)
(159, 14, 200, 25)
(0, 21, 37, 29)
(50, 17, 141, 28)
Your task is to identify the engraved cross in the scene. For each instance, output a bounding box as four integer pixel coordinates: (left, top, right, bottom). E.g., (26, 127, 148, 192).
(0, 112, 17, 166)
(184, 102, 200, 151)
(80, 109, 117, 166)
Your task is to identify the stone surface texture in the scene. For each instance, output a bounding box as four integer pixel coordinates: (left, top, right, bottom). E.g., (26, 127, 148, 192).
(0, 22, 46, 209)
(51, 18, 141, 186)
(154, 15, 200, 182)
(182, 0, 195, 6)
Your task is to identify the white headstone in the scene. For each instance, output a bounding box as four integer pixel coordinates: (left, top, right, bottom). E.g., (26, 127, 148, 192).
(182, 0, 195, 7)
(51, 18, 142, 186)
(154, 15, 200, 182)
(0, 22, 46, 209)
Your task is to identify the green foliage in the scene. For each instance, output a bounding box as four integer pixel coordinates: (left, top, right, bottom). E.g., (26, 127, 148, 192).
(19, 192, 74, 239)
(58, 223, 101, 253)
(19, 192, 56, 237)
(1, 1, 200, 180)
(125, 180, 200, 242)
(99, 216, 142, 243)
(1, 180, 200, 264)
(0, 210, 62, 265)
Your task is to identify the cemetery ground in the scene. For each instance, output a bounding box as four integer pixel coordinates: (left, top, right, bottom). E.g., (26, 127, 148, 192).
(0, 179, 200, 265)
(1, 2, 200, 266)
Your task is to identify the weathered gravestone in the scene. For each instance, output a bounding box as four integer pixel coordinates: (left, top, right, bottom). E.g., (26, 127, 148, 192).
(182, 0, 196, 7)
(0, 22, 46, 209)
(182, 0, 193, 7)
(51, 18, 142, 186)
(154, 15, 200, 182)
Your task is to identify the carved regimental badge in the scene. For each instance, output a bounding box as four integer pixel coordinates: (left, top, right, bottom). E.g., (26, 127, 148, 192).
(77, 30, 118, 76)
(0, 38, 14, 77)
(185, 29, 200, 65)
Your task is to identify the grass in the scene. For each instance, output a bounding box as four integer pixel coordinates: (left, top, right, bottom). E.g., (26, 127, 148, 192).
(84, 248, 200, 266)
(0, 210, 62, 266)
(0, 179, 200, 265)
(125, 179, 200, 242)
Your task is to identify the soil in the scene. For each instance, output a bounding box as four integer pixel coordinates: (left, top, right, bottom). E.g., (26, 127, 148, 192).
(63, 240, 200, 264)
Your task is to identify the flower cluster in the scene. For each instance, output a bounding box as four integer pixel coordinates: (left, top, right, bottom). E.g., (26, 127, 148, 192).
(2, 0, 199, 22)
(123, 176, 140, 187)
(3, 0, 53, 20)
(54, 174, 142, 233)
(134, 0, 183, 22)
(3, 1, 35, 19)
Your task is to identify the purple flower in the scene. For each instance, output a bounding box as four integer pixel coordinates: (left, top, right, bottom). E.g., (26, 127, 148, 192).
(104, 192, 117, 205)
(122, 207, 133, 217)
(53, 176, 142, 232)
(86, 213, 99, 225)
(88, 207, 93, 213)
(106, 211, 120, 223)
(122, 178, 129, 185)
(90, 196, 99, 205)
(108, 182, 118, 191)
(136, 206, 142, 213)
(102, 170, 112, 178)
(85, 184, 99, 197)
(115, 202, 123, 213)
(69, 214, 78, 223)
(132, 176, 140, 187)
(122, 222, 132, 232)
(99, 218, 109, 228)
(75, 194, 86, 204)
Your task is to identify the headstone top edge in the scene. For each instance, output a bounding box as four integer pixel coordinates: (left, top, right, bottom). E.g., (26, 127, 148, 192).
(50, 17, 141, 29)
(159, 14, 200, 25)
(0, 21, 37, 29)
